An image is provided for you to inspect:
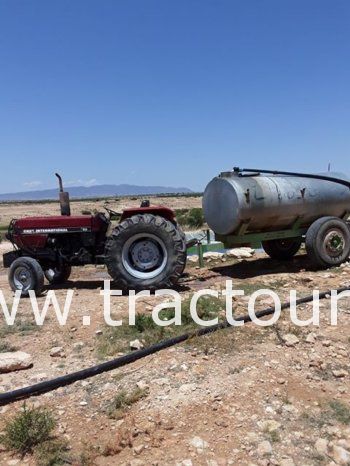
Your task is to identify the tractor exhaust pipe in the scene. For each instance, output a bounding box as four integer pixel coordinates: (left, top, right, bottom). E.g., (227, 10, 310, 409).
(55, 173, 71, 216)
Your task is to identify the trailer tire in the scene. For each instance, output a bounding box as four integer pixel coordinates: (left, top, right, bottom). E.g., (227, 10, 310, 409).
(262, 238, 302, 260)
(44, 264, 72, 284)
(105, 214, 187, 291)
(306, 216, 350, 268)
(8, 257, 44, 297)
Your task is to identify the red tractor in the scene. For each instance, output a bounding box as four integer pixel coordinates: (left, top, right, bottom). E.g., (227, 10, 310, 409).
(3, 174, 187, 296)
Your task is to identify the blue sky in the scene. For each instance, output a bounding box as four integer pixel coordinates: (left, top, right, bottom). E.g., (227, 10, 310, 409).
(0, 0, 349, 193)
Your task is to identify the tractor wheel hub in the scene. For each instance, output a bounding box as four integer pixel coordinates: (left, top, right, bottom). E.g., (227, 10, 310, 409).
(325, 229, 345, 256)
(121, 233, 168, 279)
(130, 241, 160, 270)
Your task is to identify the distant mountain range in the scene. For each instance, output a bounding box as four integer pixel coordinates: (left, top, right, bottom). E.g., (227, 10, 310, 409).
(0, 184, 192, 201)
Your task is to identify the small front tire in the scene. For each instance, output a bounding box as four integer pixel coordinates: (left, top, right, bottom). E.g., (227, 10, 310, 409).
(8, 257, 44, 297)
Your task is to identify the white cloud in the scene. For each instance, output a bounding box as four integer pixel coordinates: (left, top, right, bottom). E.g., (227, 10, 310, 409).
(85, 178, 98, 186)
(23, 181, 43, 189)
(65, 179, 98, 187)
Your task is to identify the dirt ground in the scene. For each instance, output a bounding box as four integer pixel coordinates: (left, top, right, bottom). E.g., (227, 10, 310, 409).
(0, 213, 350, 465)
(0, 195, 202, 227)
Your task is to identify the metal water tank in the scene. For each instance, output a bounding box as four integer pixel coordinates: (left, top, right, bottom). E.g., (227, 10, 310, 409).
(203, 169, 350, 236)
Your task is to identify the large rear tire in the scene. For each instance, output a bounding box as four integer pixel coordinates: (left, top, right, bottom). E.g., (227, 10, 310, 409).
(105, 214, 186, 291)
(8, 257, 44, 297)
(262, 237, 302, 260)
(305, 216, 350, 268)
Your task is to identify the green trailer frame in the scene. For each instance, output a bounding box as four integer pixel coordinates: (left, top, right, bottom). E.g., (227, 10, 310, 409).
(216, 218, 307, 249)
(187, 213, 350, 267)
(187, 218, 308, 267)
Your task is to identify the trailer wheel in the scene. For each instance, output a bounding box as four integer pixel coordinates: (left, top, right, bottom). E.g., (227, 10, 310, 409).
(306, 216, 350, 268)
(8, 257, 44, 297)
(44, 264, 72, 284)
(262, 238, 302, 260)
(105, 214, 186, 291)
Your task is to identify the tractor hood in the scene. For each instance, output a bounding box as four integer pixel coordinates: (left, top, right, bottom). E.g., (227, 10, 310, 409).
(13, 216, 103, 234)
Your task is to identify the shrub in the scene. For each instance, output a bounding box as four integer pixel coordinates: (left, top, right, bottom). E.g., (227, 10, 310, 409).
(0, 341, 16, 352)
(175, 208, 204, 229)
(187, 208, 204, 228)
(330, 400, 350, 424)
(34, 439, 70, 466)
(1, 405, 56, 455)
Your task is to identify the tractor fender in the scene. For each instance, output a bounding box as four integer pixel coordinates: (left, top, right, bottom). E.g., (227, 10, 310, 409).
(120, 206, 175, 223)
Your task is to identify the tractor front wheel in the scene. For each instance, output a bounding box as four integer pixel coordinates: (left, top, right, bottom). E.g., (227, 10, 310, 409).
(105, 214, 186, 291)
(8, 257, 44, 297)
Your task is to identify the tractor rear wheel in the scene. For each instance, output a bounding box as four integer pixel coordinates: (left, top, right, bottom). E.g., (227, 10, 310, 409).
(8, 257, 44, 297)
(105, 214, 186, 291)
(305, 216, 350, 268)
(262, 237, 302, 260)
(44, 264, 72, 284)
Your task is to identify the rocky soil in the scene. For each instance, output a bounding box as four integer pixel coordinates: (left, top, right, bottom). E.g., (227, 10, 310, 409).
(0, 241, 349, 465)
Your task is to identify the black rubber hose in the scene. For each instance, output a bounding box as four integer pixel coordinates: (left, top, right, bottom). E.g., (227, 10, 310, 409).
(0, 285, 349, 406)
(237, 168, 350, 190)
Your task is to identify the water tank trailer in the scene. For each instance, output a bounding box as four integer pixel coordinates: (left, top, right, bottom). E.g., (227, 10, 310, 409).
(203, 167, 350, 267)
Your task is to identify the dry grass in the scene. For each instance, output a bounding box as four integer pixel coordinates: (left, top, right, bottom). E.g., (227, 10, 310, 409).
(96, 295, 224, 358)
(105, 387, 149, 419)
(0, 341, 17, 352)
(0, 319, 39, 338)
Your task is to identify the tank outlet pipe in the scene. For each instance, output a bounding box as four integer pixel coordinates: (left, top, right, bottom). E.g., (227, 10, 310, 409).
(0, 285, 349, 406)
(235, 167, 350, 190)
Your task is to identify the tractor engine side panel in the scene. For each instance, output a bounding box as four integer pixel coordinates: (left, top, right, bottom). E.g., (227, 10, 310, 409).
(13, 233, 48, 249)
(10, 214, 109, 265)
(11, 216, 96, 250)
